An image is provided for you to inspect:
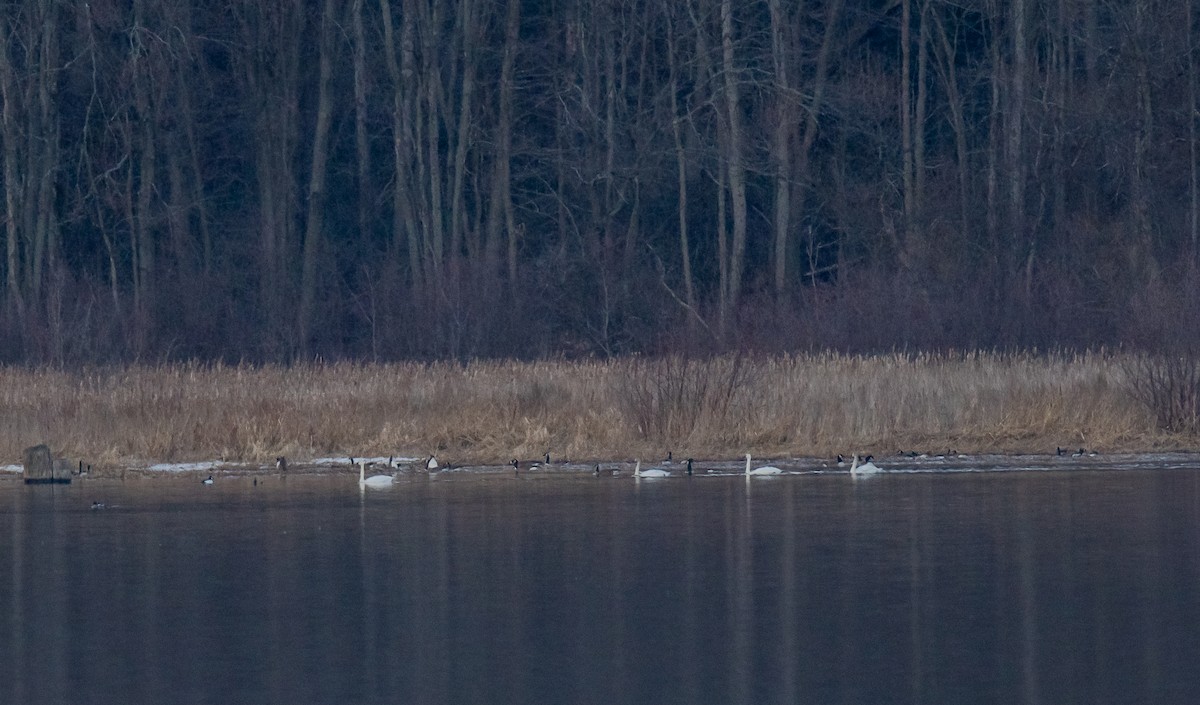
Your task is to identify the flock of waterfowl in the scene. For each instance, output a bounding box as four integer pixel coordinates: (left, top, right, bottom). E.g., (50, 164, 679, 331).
(339, 450, 896, 487)
(183, 446, 1105, 488)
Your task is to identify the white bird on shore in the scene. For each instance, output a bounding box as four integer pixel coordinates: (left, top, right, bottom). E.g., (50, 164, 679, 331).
(745, 453, 782, 476)
(359, 460, 394, 488)
(633, 460, 670, 478)
(850, 454, 881, 477)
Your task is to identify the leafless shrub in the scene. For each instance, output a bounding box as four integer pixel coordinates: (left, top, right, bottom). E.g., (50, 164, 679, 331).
(1123, 353, 1200, 433)
(617, 354, 751, 446)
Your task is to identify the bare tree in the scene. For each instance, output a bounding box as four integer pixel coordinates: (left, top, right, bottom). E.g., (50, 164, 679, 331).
(666, 9, 696, 319)
(767, 0, 793, 301)
(487, 0, 521, 290)
(719, 0, 747, 328)
(298, 0, 338, 353)
(352, 0, 375, 250)
(379, 0, 421, 288)
(0, 10, 24, 314)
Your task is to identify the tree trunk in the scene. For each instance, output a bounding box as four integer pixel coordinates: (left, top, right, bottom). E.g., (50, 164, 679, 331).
(380, 0, 421, 288)
(768, 0, 793, 301)
(666, 13, 695, 318)
(487, 0, 521, 290)
(720, 0, 747, 320)
(0, 14, 23, 313)
(422, 0, 446, 276)
(914, 0, 928, 243)
(132, 0, 157, 319)
(241, 1, 303, 341)
(1129, 2, 1158, 284)
(931, 5, 972, 247)
(448, 0, 475, 268)
(1190, 1, 1199, 265)
(352, 0, 374, 248)
(792, 0, 841, 285)
(985, 3, 1002, 278)
(1006, 0, 1027, 296)
(298, 0, 337, 353)
(899, 0, 915, 270)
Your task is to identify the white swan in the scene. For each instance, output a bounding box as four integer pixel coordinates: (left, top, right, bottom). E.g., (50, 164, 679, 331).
(849, 454, 881, 476)
(633, 460, 670, 478)
(745, 453, 782, 476)
(359, 460, 395, 488)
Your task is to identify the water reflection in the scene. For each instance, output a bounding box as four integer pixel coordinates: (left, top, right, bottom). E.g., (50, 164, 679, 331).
(1, 470, 1199, 704)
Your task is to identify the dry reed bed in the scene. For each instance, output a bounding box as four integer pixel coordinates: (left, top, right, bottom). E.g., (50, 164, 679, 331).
(0, 353, 1182, 470)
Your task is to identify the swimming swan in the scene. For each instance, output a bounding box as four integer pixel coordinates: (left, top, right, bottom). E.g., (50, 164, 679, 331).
(849, 455, 881, 476)
(745, 453, 783, 476)
(359, 460, 395, 488)
(633, 460, 670, 478)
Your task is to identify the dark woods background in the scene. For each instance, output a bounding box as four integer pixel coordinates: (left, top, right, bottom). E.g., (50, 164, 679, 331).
(0, 0, 1197, 363)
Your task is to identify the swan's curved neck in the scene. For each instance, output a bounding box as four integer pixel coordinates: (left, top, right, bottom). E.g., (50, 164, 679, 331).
(359, 460, 366, 483)
(745, 453, 751, 475)
(634, 460, 641, 478)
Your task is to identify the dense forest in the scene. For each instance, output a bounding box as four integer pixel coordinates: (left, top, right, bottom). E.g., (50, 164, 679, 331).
(0, 0, 1196, 363)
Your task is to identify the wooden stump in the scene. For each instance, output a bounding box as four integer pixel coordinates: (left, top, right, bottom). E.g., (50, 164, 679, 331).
(23, 444, 71, 484)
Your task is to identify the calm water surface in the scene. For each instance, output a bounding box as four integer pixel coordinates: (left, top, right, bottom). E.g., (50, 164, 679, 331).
(2, 468, 1199, 704)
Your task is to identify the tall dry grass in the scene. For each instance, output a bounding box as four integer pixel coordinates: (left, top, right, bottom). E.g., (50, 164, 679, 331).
(0, 352, 1184, 470)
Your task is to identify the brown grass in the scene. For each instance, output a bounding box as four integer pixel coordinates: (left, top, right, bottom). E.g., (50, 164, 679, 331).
(0, 352, 1188, 471)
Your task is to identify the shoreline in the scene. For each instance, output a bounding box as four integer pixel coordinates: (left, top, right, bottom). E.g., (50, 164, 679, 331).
(0, 354, 1195, 473)
(5, 449, 1200, 483)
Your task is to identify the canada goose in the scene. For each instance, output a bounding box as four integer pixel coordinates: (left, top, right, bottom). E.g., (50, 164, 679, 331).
(593, 464, 601, 476)
(276, 457, 289, 474)
(202, 475, 214, 485)
(359, 460, 394, 488)
(849, 455, 881, 476)
(425, 455, 439, 471)
(512, 455, 547, 473)
(90, 501, 106, 510)
(686, 458, 694, 476)
(835, 454, 847, 467)
(633, 460, 670, 478)
(745, 453, 782, 476)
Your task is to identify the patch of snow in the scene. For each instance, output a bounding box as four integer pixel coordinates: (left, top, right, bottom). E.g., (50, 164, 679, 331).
(145, 461, 224, 473)
(1, 464, 22, 473)
(315, 456, 419, 466)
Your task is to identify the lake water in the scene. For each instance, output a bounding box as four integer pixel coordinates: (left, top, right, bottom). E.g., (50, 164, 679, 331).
(2, 465, 1199, 704)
